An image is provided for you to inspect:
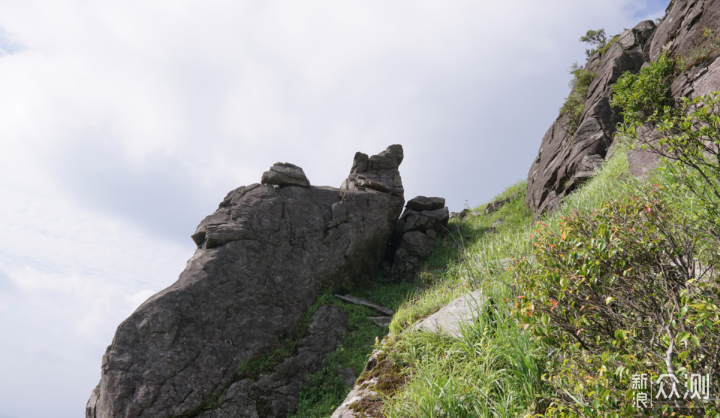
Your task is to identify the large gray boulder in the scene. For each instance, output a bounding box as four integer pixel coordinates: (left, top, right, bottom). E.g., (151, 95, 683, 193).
(389, 197, 449, 282)
(261, 162, 310, 188)
(526, 20, 657, 213)
(86, 145, 405, 418)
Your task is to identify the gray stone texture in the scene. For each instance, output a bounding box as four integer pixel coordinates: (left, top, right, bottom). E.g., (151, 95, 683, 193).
(450, 209, 469, 219)
(86, 146, 405, 418)
(527, 0, 720, 214)
(340, 144, 405, 219)
(261, 162, 310, 188)
(526, 20, 657, 214)
(389, 199, 449, 282)
(485, 197, 511, 215)
(330, 343, 388, 418)
(415, 290, 487, 338)
(194, 306, 348, 418)
(405, 196, 446, 212)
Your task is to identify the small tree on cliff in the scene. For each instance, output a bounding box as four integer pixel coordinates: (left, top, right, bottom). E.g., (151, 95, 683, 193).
(581, 29, 608, 57)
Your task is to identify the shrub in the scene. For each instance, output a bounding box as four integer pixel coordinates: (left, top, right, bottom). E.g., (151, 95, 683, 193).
(611, 51, 676, 126)
(560, 63, 596, 136)
(514, 186, 720, 416)
(581, 29, 608, 58)
(633, 92, 720, 237)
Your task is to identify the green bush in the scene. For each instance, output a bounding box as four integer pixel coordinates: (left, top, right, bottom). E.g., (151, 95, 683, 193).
(560, 63, 596, 136)
(611, 51, 676, 126)
(625, 91, 720, 238)
(514, 186, 720, 416)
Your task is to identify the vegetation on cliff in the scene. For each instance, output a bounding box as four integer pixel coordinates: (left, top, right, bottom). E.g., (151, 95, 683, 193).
(559, 63, 596, 136)
(293, 22, 720, 418)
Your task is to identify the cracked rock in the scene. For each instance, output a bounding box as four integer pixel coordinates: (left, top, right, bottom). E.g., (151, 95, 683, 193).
(86, 146, 405, 418)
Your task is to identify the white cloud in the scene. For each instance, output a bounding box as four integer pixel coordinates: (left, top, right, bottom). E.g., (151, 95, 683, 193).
(0, 1, 668, 417)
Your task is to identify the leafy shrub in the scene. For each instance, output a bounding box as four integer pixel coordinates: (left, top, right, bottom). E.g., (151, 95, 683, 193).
(560, 63, 596, 136)
(633, 92, 720, 235)
(514, 186, 720, 416)
(611, 51, 676, 126)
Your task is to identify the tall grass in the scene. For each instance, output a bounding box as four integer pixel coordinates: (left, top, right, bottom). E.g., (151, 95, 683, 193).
(293, 146, 639, 417)
(383, 148, 637, 417)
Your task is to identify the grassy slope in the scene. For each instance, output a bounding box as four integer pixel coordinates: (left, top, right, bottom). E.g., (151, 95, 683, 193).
(292, 145, 646, 417)
(383, 148, 639, 418)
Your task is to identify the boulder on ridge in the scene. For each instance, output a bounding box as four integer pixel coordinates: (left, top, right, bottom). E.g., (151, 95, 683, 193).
(86, 145, 405, 418)
(261, 162, 311, 188)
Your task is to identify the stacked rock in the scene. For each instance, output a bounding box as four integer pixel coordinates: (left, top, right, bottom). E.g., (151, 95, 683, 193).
(389, 196, 449, 282)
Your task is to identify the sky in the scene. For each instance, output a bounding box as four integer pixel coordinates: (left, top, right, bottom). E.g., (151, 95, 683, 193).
(0, 1, 669, 417)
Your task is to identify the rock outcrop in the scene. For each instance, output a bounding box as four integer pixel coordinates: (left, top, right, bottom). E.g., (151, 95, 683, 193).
(261, 162, 310, 188)
(526, 20, 657, 213)
(86, 146, 405, 418)
(389, 196, 449, 282)
(527, 0, 720, 213)
(485, 197, 512, 215)
(651, 0, 720, 100)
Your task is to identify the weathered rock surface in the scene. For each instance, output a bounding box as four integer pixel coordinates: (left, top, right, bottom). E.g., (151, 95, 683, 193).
(194, 306, 348, 418)
(450, 209, 469, 219)
(633, 0, 720, 175)
(261, 162, 311, 188)
(331, 342, 390, 418)
(526, 20, 657, 213)
(341, 144, 405, 218)
(485, 197, 511, 215)
(389, 197, 449, 282)
(405, 196, 445, 212)
(87, 146, 405, 418)
(527, 0, 720, 214)
(415, 290, 487, 338)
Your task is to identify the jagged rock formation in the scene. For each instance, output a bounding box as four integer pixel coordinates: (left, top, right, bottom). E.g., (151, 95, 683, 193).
(341, 145, 405, 219)
(195, 306, 348, 418)
(86, 145, 405, 418)
(389, 196, 449, 282)
(527, 0, 720, 213)
(652, 0, 720, 100)
(526, 20, 657, 213)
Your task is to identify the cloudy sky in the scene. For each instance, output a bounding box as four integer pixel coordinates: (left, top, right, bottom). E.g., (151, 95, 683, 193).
(0, 1, 668, 417)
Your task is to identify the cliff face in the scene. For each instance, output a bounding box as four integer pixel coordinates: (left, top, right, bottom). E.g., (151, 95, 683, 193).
(86, 146, 405, 418)
(526, 0, 720, 213)
(526, 20, 656, 213)
(655, 0, 720, 99)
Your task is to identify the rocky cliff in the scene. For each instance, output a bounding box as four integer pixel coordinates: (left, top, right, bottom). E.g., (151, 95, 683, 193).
(87, 145, 406, 418)
(527, 0, 720, 213)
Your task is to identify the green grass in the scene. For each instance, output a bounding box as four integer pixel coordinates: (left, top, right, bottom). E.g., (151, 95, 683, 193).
(289, 281, 417, 417)
(380, 146, 640, 417)
(292, 142, 649, 417)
